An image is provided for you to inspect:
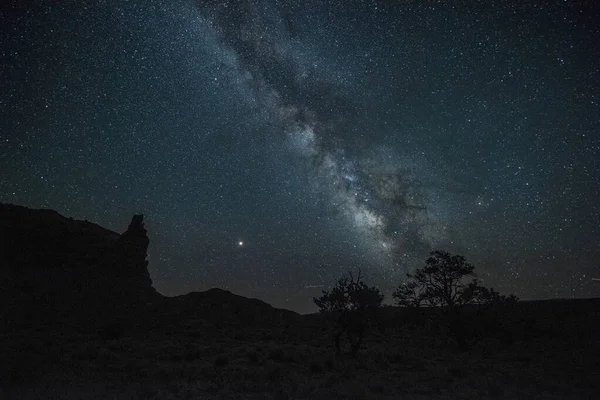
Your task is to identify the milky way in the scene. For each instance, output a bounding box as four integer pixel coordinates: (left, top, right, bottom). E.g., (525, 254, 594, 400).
(194, 0, 447, 275)
(1, 0, 599, 312)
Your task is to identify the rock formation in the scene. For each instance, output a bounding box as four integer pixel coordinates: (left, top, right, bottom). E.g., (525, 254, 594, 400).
(0, 203, 297, 334)
(104, 214, 152, 287)
(0, 204, 159, 329)
(0, 203, 119, 271)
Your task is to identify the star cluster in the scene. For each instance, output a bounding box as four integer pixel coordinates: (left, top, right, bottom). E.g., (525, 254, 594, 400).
(1, 0, 599, 312)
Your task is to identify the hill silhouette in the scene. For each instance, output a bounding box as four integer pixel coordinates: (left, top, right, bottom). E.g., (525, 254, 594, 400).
(0, 203, 297, 333)
(1, 203, 599, 399)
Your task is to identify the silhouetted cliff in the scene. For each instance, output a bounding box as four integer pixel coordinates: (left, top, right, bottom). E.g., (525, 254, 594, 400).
(0, 204, 119, 271)
(0, 204, 160, 329)
(0, 203, 297, 334)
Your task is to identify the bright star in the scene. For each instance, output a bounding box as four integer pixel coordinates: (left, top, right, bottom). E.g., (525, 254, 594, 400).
(238, 241, 243, 246)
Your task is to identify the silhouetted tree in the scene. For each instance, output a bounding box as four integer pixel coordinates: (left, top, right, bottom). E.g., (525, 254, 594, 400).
(393, 250, 518, 350)
(314, 270, 384, 357)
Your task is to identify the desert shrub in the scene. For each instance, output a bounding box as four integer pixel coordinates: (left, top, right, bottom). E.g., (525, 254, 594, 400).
(369, 383, 386, 394)
(313, 270, 384, 357)
(72, 346, 100, 361)
(214, 355, 228, 368)
(264, 364, 283, 382)
(309, 361, 324, 373)
(268, 347, 285, 362)
(324, 358, 335, 370)
(246, 349, 260, 363)
(260, 332, 274, 341)
(98, 320, 125, 341)
(183, 349, 202, 361)
(385, 352, 403, 364)
(447, 366, 468, 378)
(0, 365, 28, 385)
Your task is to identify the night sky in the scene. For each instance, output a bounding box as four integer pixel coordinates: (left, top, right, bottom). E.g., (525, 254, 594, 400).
(1, 0, 599, 313)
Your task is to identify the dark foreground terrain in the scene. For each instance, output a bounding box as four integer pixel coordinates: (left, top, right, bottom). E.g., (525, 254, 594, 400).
(1, 204, 599, 399)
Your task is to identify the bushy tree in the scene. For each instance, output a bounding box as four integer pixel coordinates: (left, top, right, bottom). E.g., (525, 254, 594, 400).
(393, 250, 516, 309)
(393, 250, 518, 350)
(313, 270, 384, 357)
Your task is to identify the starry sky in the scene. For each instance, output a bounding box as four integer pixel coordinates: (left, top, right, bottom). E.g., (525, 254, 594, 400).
(1, 0, 599, 313)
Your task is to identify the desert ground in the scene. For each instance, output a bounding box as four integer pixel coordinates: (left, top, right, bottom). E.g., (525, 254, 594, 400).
(2, 296, 599, 399)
